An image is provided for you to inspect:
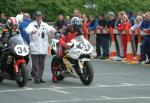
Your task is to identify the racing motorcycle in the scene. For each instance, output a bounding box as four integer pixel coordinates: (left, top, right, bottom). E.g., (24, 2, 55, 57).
(0, 34, 30, 87)
(50, 32, 94, 85)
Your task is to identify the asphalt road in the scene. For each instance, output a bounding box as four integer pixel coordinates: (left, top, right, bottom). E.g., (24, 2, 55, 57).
(0, 56, 150, 103)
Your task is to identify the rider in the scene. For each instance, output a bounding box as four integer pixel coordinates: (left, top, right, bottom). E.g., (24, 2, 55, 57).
(60, 9, 83, 44)
(52, 10, 83, 82)
(59, 9, 83, 57)
(0, 17, 19, 46)
(0, 17, 20, 71)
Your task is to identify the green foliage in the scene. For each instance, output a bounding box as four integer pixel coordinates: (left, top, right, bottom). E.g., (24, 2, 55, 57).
(0, 0, 150, 21)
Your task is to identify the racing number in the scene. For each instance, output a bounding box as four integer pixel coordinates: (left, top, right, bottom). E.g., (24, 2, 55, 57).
(17, 47, 27, 54)
(80, 43, 86, 50)
(17, 47, 22, 53)
(23, 47, 27, 53)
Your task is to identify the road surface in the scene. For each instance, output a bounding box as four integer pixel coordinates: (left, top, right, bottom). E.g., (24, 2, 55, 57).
(0, 56, 150, 103)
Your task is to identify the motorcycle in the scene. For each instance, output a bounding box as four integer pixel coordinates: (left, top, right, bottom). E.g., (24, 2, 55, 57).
(50, 33, 94, 85)
(0, 34, 30, 87)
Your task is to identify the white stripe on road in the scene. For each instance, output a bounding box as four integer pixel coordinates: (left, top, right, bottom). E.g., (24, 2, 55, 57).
(0, 87, 70, 94)
(50, 83, 150, 89)
(35, 96, 150, 103)
(48, 89, 71, 94)
(0, 83, 150, 93)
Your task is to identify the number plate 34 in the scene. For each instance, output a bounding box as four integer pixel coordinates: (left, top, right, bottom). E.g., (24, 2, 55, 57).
(14, 45, 29, 56)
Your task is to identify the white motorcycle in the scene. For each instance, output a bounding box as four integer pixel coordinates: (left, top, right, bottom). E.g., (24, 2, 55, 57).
(50, 33, 94, 85)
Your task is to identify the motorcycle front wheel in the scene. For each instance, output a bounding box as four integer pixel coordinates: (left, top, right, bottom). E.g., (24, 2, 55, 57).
(51, 56, 65, 82)
(16, 63, 28, 87)
(80, 61, 94, 85)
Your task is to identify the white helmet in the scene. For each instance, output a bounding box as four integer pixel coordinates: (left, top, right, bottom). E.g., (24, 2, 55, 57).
(70, 17, 81, 26)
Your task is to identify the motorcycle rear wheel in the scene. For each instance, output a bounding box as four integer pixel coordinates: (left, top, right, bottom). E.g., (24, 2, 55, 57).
(80, 61, 94, 85)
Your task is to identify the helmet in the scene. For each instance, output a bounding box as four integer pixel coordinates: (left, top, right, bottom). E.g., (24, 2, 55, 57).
(6, 17, 18, 29)
(70, 17, 81, 26)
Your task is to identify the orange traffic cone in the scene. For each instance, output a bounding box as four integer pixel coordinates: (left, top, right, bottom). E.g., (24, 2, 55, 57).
(47, 44, 51, 55)
(135, 28, 141, 61)
(124, 29, 134, 63)
(109, 27, 117, 60)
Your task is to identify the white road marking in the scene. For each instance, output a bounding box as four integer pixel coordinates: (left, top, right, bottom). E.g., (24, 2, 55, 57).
(0, 87, 33, 93)
(48, 89, 71, 94)
(121, 83, 134, 86)
(0, 83, 150, 93)
(35, 96, 150, 103)
(94, 72, 143, 75)
(54, 83, 150, 89)
(0, 87, 70, 94)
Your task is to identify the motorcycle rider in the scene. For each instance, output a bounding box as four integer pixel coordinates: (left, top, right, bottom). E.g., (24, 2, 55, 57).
(59, 10, 83, 56)
(0, 17, 20, 71)
(52, 10, 83, 82)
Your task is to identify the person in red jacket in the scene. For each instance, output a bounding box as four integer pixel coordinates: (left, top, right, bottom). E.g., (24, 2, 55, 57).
(82, 14, 90, 40)
(116, 11, 131, 58)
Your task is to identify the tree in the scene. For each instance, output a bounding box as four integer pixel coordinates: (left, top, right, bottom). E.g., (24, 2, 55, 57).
(0, 0, 150, 21)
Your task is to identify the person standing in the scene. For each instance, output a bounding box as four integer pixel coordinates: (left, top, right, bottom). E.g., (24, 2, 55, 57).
(19, 13, 32, 80)
(140, 12, 150, 64)
(19, 13, 31, 45)
(82, 14, 90, 40)
(0, 13, 7, 26)
(88, 15, 98, 57)
(26, 11, 56, 84)
(54, 14, 65, 32)
(97, 13, 110, 60)
(107, 12, 119, 56)
(16, 12, 24, 24)
(64, 16, 70, 27)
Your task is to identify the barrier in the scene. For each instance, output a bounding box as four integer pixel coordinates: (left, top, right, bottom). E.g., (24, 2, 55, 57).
(124, 28, 134, 63)
(135, 28, 141, 61)
(90, 27, 145, 64)
(109, 27, 117, 59)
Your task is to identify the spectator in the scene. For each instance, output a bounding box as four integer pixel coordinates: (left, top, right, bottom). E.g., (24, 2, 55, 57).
(88, 15, 98, 52)
(131, 16, 143, 51)
(19, 13, 32, 80)
(131, 16, 143, 31)
(26, 11, 56, 84)
(0, 13, 7, 26)
(115, 11, 130, 58)
(127, 11, 136, 26)
(82, 15, 90, 39)
(64, 16, 70, 27)
(16, 12, 24, 24)
(88, 15, 98, 31)
(107, 11, 120, 56)
(54, 14, 65, 32)
(137, 11, 145, 19)
(107, 11, 116, 28)
(140, 12, 150, 64)
(82, 14, 88, 23)
(97, 13, 110, 60)
(19, 13, 31, 45)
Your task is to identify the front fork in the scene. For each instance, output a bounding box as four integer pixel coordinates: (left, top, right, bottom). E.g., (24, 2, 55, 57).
(78, 58, 90, 74)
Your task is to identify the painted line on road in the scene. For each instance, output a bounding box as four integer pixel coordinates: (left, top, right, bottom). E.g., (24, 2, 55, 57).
(50, 83, 150, 89)
(1, 83, 150, 93)
(35, 96, 150, 103)
(48, 89, 71, 94)
(0, 87, 71, 94)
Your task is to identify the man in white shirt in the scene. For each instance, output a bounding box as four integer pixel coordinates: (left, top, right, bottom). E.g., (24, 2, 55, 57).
(26, 11, 55, 84)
